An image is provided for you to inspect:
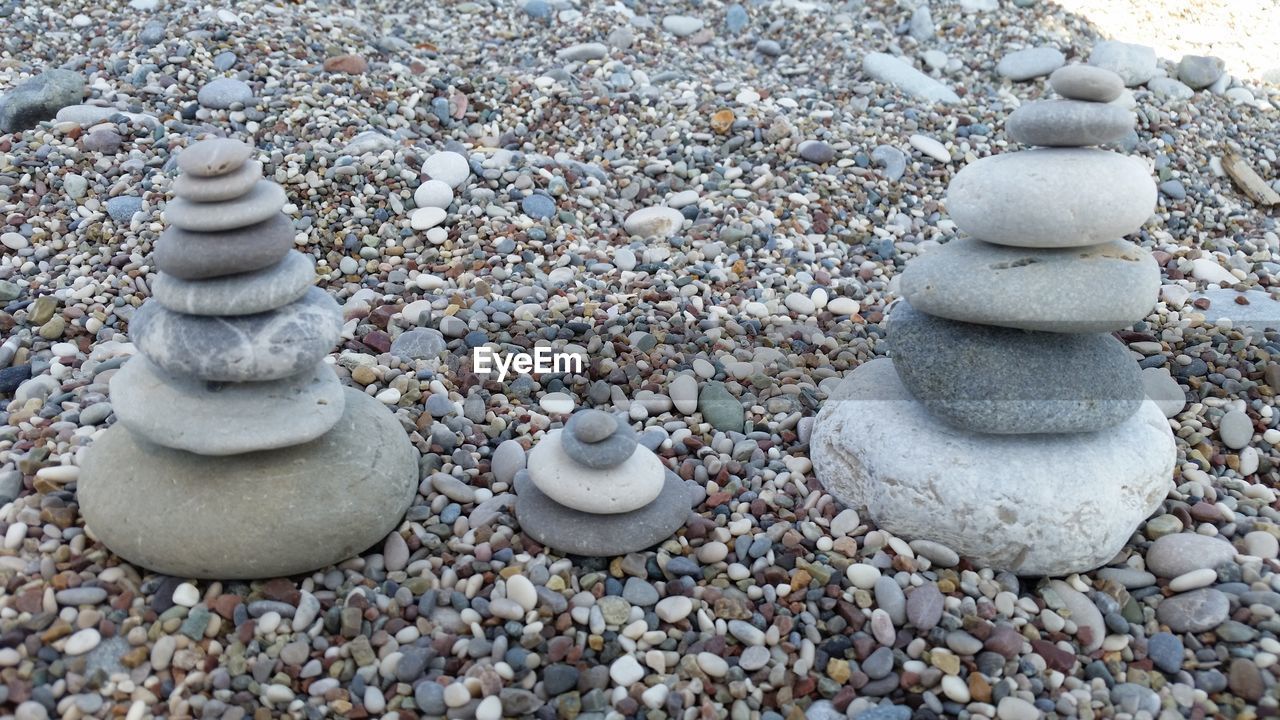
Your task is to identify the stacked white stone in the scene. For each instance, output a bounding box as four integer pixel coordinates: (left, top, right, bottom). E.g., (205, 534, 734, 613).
(515, 409, 694, 556)
(78, 138, 418, 579)
(110, 138, 345, 454)
(811, 66, 1177, 577)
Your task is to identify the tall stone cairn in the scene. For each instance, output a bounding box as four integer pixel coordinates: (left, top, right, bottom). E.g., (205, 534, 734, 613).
(79, 138, 417, 579)
(811, 66, 1177, 577)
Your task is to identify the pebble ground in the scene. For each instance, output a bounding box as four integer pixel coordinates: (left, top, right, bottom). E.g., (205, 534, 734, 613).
(1, 1, 1279, 719)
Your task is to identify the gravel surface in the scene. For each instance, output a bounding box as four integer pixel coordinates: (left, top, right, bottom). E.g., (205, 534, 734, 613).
(1, 0, 1279, 718)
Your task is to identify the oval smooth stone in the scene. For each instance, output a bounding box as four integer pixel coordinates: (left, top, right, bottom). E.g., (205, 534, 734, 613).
(154, 213, 294, 280)
(1049, 64, 1126, 102)
(900, 238, 1159, 332)
(152, 250, 315, 316)
(177, 138, 254, 177)
(514, 469, 694, 557)
(110, 356, 345, 455)
(78, 387, 416, 579)
(527, 429, 665, 514)
(946, 148, 1156, 248)
(1006, 100, 1134, 147)
(172, 160, 263, 202)
(129, 286, 342, 382)
(887, 302, 1144, 434)
(165, 180, 286, 232)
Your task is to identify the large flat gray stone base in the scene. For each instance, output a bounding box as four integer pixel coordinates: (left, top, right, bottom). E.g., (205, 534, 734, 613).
(811, 359, 1175, 577)
(79, 388, 417, 579)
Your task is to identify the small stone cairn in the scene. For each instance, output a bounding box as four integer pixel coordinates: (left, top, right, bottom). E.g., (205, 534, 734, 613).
(515, 409, 694, 556)
(812, 66, 1177, 576)
(79, 138, 417, 579)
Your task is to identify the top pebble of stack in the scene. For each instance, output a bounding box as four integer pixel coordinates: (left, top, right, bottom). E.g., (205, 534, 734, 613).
(176, 137, 254, 177)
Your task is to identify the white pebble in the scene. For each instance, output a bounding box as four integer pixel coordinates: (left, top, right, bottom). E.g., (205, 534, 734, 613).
(64, 628, 101, 656)
(610, 655, 645, 686)
(846, 563, 880, 590)
(909, 134, 951, 163)
(172, 582, 200, 607)
(475, 696, 502, 720)
(507, 574, 538, 612)
(411, 207, 446, 230)
(414, 179, 454, 209)
(1168, 567, 1218, 592)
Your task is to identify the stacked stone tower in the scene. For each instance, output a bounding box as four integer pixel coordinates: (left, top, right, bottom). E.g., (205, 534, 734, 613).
(515, 409, 694, 556)
(812, 66, 1177, 576)
(80, 138, 417, 579)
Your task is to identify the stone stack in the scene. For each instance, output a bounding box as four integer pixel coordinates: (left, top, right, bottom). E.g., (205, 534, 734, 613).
(79, 138, 418, 579)
(812, 66, 1176, 577)
(515, 409, 695, 556)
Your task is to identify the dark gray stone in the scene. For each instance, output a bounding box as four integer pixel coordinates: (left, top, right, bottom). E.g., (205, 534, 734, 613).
(798, 140, 834, 164)
(0, 69, 86, 133)
(514, 470, 692, 557)
(1156, 589, 1229, 633)
(129, 286, 342, 382)
(561, 410, 637, 469)
(152, 250, 314, 316)
(900, 238, 1159, 333)
(154, 213, 294, 279)
(888, 302, 1144, 434)
(1006, 99, 1133, 147)
(79, 388, 417, 579)
(698, 381, 744, 432)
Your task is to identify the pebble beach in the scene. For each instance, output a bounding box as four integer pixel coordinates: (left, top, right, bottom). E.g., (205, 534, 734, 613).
(2, 0, 1280, 718)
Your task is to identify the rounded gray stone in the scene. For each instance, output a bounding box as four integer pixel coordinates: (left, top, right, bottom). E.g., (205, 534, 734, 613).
(946, 148, 1156, 248)
(110, 355, 345, 455)
(1156, 589, 1229, 633)
(172, 159, 263, 202)
(129, 286, 342, 382)
(165, 180, 287, 232)
(152, 250, 315, 316)
(79, 387, 417, 579)
(1087, 41, 1157, 87)
(568, 409, 618, 443)
(900, 238, 1159, 332)
(197, 78, 255, 109)
(561, 411, 637, 468)
(0, 69, 86, 133)
(1177, 55, 1224, 90)
(154, 213, 294, 280)
(1145, 533, 1237, 578)
(888, 302, 1144, 434)
(514, 470, 693, 557)
(177, 138, 253, 178)
(1006, 99, 1134, 147)
(389, 328, 446, 359)
(995, 47, 1065, 81)
(811, 359, 1175, 576)
(1049, 64, 1125, 102)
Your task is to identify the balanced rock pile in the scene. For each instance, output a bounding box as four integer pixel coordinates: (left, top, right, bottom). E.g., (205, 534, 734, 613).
(515, 409, 694, 556)
(79, 138, 417, 579)
(813, 66, 1177, 577)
